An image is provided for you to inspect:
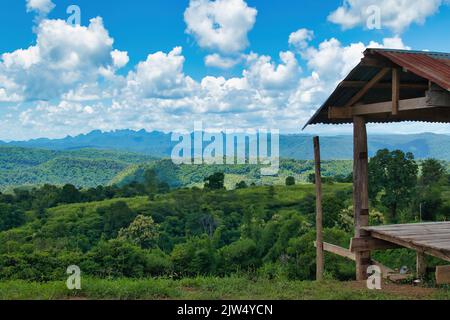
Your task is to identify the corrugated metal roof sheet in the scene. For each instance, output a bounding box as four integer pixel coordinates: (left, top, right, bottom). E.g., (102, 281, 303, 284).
(375, 50, 450, 91)
(304, 49, 450, 128)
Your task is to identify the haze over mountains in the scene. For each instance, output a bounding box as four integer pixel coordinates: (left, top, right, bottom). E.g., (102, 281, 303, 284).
(1, 130, 450, 160)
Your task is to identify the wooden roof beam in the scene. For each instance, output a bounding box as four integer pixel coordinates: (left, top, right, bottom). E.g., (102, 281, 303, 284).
(339, 81, 428, 90)
(350, 237, 400, 252)
(345, 68, 391, 108)
(328, 96, 448, 119)
(360, 57, 395, 68)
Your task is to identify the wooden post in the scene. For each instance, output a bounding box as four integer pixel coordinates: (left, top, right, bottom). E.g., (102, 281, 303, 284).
(416, 251, 426, 279)
(314, 136, 324, 281)
(392, 68, 400, 115)
(436, 266, 450, 285)
(353, 116, 371, 281)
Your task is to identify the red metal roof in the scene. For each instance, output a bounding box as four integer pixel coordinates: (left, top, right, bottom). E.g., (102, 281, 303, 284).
(375, 50, 450, 91)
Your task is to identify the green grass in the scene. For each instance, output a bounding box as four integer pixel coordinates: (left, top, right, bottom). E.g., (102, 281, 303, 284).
(1, 277, 449, 300)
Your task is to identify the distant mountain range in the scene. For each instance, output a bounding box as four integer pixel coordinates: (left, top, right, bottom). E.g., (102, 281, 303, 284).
(1, 130, 450, 160)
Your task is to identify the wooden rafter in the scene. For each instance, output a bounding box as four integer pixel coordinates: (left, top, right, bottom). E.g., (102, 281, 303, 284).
(345, 68, 391, 107)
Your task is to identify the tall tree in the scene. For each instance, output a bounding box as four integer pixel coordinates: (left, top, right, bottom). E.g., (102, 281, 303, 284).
(416, 159, 446, 221)
(420, 159, 446, 187)
(369, 149, 418, 222)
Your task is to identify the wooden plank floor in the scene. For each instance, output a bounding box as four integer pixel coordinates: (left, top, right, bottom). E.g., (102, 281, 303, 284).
(361, 222, 450, 262)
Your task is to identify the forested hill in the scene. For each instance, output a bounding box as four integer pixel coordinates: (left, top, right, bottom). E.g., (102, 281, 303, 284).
(0, 146, 353, 191)
(0, 147, 157, 190)
(1, 130, 450, 160)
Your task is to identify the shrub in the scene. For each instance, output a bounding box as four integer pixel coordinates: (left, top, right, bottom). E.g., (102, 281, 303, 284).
(219, 238, 259, 274)
(285, 176, 295, 186)
(171, 237, 216, 276)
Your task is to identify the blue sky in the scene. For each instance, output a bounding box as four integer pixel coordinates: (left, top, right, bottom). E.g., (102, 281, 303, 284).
(0, 0, 449, 140)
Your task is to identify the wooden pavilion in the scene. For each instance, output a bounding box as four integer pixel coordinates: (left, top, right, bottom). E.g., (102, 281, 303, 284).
(305, 48, 450, 283)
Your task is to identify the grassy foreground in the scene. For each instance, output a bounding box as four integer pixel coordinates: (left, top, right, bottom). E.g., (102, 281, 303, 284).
(1, 277, 449, 300)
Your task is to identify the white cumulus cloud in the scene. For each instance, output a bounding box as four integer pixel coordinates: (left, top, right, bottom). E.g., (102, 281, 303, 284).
(26, 0, 55, 16)
(184, 0, 257, 53)
(111, 49, 129, 69)
(303, 36, 409, 82)
(204, 54, 241, 69)
(124, 47, 197, 99)
(328, 0, 448, 33)
(244, 51, 301, 91)
(0, 17, 124, 102)
(289, 28, 314, 50)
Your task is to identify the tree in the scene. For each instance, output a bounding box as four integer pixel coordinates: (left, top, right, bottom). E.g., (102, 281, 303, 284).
(285, 176, 296, 186)
(235, 181, 248, 189)
(0, 204, 26, 231)
(368, 149, 418, 222)
(144, 169, 159, 199)
(415, 159, 446, 221)
(418, 187, 443, 221)
(118, 215, 160, 248)
(59, 184, 81, 204)
(204, 172, 225, 190)
(98, 201, 137, 238)
(219, 238, 259, 273)
(420, 159, 446, 187)
(31, 184, 60, 209)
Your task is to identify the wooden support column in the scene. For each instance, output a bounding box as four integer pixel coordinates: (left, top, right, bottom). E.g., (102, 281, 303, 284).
(392, 68, 400, 115)
(416, 251, 427, 279)
(436, 266, 450, 285)
(314, 136, 324, 281)
(353, 116, 371, 281)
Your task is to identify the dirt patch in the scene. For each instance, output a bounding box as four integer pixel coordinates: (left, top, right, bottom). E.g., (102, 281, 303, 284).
(348, 281, 438, 300)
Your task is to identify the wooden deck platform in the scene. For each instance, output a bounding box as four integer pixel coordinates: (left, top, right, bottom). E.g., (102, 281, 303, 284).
(361, 222, 450, 262)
